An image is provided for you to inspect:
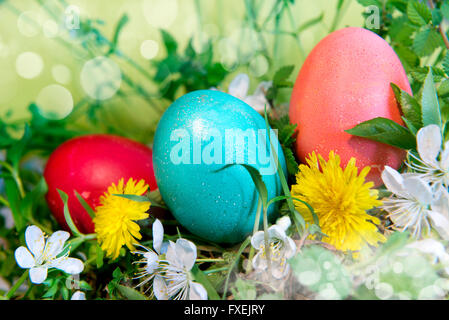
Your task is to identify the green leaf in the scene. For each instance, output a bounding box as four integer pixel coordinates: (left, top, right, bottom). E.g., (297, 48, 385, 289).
(432, 8, 443, 26)
(393, 44, 419, 70)
(438, 79, 449, 98)
(345, 117, 416, 150)
(75, 190, 96, 219)
(112, 194, 152, 203)
(273, 65, 294, 85)
(390, 83, 422, 130)
(412, 26, 443, 57)
(96, 243, 104, 268)
(357, 0, 382, 6)
(115, 284, 148, 300)
(57, 189, 83, 237)
(160, 30, 178, 55)
(230, 278, 257, 300)
(21, 177, 48, 221)
(442, 52, 449, 76)
(407, 0, 432, 26)
(191, 265, 220, 300)
(7, 125, 32, 171)
(442, 1, 449, 20)
(421, 69, 442, 127)
(283, 147, 299, 176)
(4, 177, 25, 231)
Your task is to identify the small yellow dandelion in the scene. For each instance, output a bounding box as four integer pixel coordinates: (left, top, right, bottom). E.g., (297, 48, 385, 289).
(93, 178, 151, 259)
(291, 151, 385, 253)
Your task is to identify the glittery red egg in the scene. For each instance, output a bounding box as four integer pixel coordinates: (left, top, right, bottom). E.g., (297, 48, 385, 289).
(44, 134, 157, 234)
(289, 27, 411, 186)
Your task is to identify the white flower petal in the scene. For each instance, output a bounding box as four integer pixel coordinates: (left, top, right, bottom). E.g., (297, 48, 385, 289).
(244, 95, 269, 113)
(252, 251, 267, 271)
(284, 237, 297, 259)
(417, 125, 442, 167)
(432, 188, 449, 219)
(14, 246, 35, 269)
(268, 225, 287, 241)
(144, 251, 159, 274)
(152, 219, 164, 254)
(381, 166, 405, 196)
(173, 239, 197, 271)
(407, 239, 449, 271)
(29, 267, 48, 284)
(228, 73, 249, 99)
(251, 231, 265, 250)
(153, 275, 169, 300)
(51, 257, 84, 275)
(44, 231, 70, 259)
(440, 141, 449, 170)
(165, 241, 179, 267)
(189, 281, 208, 300)
(276, 216, 291, 232)
(253, 81, 272, 95)
(428, 210, 449, 241)
(160, 241, 169, 255)
(25, 225, 45, 258)
(71, 291, 86, 300)
(403, 176, 433, 205)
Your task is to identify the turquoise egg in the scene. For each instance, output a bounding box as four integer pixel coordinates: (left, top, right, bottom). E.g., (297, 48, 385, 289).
(153, 90, 287, 244)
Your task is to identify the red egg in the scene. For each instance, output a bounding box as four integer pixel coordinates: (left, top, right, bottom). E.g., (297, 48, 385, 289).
(44, 134, 157, 234)
(289, 27, 411, 186)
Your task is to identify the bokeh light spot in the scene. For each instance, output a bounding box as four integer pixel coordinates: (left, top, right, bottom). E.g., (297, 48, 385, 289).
(140, 40, 159, 59)
(17, 11, 41, 37)
(80, 56, 122, 100)
(36, 84, 73, 120)
(374, 282, 393, 300)
(42, 20, 59, 38)
(249, 54, 269, 77)
(143, 0, 178, 29)
(52, 64, 72, 84)
(16, 52, 44, 79)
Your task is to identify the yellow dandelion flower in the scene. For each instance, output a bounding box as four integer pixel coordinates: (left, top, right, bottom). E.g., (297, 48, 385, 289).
(291, 151, 385, 253)
(93, 178, 151, 259)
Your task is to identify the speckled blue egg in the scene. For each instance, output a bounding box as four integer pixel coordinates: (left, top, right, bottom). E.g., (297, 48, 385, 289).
(153, 90, 287, 244)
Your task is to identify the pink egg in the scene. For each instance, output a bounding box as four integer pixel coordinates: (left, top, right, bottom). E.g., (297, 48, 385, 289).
(289, 27, 412, 186)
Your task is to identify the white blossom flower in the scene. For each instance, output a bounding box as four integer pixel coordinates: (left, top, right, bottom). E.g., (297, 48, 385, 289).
(14, 225, 84, 284)
(227, 73, 272, 114)
(158, 239, 208, 300)
(133, 219, 167, 297)
(71, 291, 86, 300)
(381, 166, 449, 239)
(407, 124, 449, 188)
(251, 216, 296, 279)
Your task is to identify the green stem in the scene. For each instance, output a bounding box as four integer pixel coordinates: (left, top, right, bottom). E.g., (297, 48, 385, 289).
(285, 2, 306, 61)
(196, 258, 224, 263)
(5, 270, 29, 300)
(329, 0, 349, 33)
(221, 236, 251, 300)
(203, 267, 229, 275)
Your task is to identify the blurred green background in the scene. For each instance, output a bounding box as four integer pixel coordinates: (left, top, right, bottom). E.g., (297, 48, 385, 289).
(0, 0, 365, 143)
